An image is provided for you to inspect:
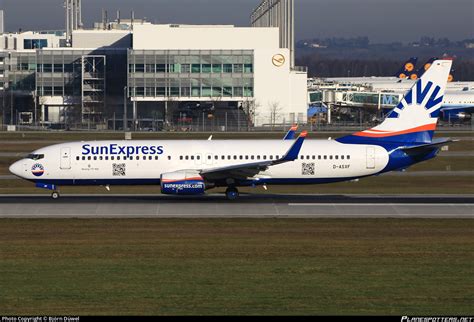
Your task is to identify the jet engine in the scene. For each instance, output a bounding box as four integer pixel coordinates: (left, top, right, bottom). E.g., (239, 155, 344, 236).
(160, 171, 206, 195)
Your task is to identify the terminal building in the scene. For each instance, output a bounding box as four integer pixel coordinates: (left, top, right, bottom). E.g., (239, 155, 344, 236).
(0, 0, 308, 129)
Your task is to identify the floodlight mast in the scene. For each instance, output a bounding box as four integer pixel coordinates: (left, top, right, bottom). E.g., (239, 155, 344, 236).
(64, 0, 82, 46)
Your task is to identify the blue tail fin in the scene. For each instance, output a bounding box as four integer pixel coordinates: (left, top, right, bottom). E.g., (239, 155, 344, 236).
(395, 57, 418, 79)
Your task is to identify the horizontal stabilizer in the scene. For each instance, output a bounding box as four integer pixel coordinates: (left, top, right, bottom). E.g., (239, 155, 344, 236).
(401, 138, 455, 156)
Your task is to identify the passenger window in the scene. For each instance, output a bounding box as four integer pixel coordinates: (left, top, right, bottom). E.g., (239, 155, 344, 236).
(88, 156, 92, 160)
(136, 156, 140, 160)
(155, 156, 159, 160)
(168, 156, 171, 160)
(185, 156, 189, 160)
(312, 156, 316, 160)
(306, 156, 310, 160)
(149, 156, 153, 160)
(76, 156, 79, 161)
(228, 156, 231, 160)
(111, 156, 115, 160)
(318, 155, 321, 160)
(180, 156, 183, 160)
(324, 156, 327, 160)
(233, 156, 237, 160)
(335, 156, 339, 160)
(245, 156, 249, 160)
(215, 155, 218, 160)
(105, 156, 109, 161)
(347, 155, 351, 160)
(257, 156, 261, 160)
(329, 156, 333, 160)
(341, 155, 345, 160)
(270, 155, 273, 160)
(191, 156, 195, 160)
(100, 156, 103, 161)
(251, 156, 255, 160)
(239, 156, 243, 160)
(117, 156, 121, 160)
(94, 156, 97, 161)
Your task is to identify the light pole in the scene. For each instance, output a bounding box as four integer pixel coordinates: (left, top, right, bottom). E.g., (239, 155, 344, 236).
(9, 81, 13, 125)
(33, 89, 37, 127)
(2, 83, 5, 129)
(123, 86, 127, 132)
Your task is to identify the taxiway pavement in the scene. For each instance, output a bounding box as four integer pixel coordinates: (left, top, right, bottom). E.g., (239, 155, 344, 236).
(0, 194, 472, 218)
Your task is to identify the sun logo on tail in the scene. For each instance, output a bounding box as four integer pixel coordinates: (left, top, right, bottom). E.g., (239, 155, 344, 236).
(387, 79, 444, 119)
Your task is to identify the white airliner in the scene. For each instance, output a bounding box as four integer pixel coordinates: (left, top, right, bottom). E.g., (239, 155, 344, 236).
(10, 60, 453, 200)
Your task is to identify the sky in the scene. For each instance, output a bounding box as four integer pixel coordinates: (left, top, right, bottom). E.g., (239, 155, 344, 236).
(0, 0, 472, 43)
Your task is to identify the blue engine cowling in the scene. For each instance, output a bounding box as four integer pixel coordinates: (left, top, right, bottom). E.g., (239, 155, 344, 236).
(160, 171, 206, 195)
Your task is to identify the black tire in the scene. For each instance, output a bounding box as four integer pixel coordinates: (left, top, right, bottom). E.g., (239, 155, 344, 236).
(225, 187, 239, 200)
(51, 192, 60, 199)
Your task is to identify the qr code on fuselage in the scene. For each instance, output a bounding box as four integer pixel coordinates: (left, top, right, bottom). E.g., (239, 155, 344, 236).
(302, 162, 315, 175)
(112, 163, 126, 176)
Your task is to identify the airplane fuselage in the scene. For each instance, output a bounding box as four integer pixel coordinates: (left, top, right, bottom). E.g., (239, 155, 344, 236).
(11, 139, 392, 187)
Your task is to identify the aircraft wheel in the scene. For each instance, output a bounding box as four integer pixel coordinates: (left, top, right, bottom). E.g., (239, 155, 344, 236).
(51, 191, 60, 200)
(225, 187, 239, 200)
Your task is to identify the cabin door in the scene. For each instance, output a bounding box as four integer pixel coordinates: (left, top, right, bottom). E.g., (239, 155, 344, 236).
(366, 147, 376, 170)
(60, 147, 71, 170)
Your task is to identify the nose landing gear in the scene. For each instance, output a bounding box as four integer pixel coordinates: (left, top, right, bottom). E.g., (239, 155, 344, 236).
(35, 183, 60, 199)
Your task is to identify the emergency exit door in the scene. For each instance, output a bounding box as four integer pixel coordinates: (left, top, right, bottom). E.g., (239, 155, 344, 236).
(60, 147, 71, 170)
(366, 147, 376, 169)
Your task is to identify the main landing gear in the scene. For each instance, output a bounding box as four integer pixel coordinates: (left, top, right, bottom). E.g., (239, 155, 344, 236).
(225, 187, 239, 200)
(51, 191, 60, 199)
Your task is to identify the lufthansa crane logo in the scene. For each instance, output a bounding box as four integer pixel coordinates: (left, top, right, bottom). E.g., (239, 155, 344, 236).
(405, 63, 415, 72)
(272, 54, 285, 67)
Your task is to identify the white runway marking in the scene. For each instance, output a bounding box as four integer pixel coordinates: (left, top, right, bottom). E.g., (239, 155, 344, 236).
(288, 203, 474, 206)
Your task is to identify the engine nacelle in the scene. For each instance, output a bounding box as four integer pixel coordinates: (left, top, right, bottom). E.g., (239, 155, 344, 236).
(160, 171, 206, 195)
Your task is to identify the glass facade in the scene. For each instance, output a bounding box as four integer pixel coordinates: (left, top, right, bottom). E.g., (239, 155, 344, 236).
(309, 91, 322, 103)
(128, 50, 254, 99)
(36, 49, 127, 98)
(8, 52, 37, 91)
(23, 39, 48, 50)
(344, 93, 400, 106)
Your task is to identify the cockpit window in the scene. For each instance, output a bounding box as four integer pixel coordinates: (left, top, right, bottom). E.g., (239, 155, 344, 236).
(27, 154, 44, 160)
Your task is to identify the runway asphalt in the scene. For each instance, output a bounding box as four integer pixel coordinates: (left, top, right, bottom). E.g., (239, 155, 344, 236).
(0, 194, 472, 218)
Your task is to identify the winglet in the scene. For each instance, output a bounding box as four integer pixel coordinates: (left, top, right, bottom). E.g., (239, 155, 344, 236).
(283, 124, 299, 140)
(281, 131, 307, 162)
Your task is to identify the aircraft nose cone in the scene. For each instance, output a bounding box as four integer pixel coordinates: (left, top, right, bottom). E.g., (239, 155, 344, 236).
(9, 161, 23, 177)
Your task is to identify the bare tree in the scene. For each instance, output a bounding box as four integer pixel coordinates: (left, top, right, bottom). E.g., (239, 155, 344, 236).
(268, 101, 282, 129)
(242, 98, 260, 131)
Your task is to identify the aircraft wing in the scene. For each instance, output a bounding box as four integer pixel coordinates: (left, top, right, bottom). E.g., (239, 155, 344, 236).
(200, 131, 307, 181)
